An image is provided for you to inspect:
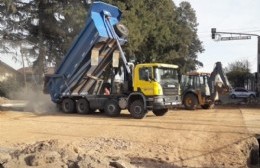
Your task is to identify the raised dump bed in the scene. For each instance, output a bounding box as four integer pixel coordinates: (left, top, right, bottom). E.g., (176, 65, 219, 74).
(44, 2, 126, 103)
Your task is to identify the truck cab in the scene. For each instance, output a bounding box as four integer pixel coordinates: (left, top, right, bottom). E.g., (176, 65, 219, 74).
(134, 63, 180, 104)
(130, 63, 181, 115)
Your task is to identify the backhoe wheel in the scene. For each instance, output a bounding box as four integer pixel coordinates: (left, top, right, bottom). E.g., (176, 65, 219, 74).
(76, 99, 91, 114)
(114, 23, 129, 38)
(153, 109, 168, 116)
(183, 94, 198, 110)
(201, 104, 214, 109)
(104, 100, 121, 117)
(129, 100, 147, 119)
(62, 98, 75, 113)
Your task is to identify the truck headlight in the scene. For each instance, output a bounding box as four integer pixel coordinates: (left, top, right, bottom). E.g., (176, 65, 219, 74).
(154, 97, 164, 103)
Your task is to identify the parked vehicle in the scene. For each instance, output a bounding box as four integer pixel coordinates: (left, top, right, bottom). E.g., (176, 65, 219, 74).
(43, 2, 181, 119)
(181, 62, 232, 110)
(230, 88, 256, 99)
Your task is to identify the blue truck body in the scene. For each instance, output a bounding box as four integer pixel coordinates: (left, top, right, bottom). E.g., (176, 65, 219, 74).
(45, 2, 125, 103)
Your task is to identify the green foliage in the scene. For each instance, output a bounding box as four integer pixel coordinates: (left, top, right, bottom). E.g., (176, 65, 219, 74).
(0, 0, 89, 77)
(30, 0, 89, 75)
(102, 0, 203, 72)
(225, 60, 253, 87)
(0, 78, 22, 98)
(1, 0, 203, 75)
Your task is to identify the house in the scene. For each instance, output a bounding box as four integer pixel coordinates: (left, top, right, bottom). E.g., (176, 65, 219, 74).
(0, 60, 22, 82)
(17, 67, 55, 84)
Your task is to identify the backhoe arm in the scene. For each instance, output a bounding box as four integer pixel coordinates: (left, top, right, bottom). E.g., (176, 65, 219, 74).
(208, 62, 232, 101)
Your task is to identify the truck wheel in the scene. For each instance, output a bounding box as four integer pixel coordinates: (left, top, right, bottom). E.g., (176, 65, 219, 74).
(62, 98, 75, 113)
(153, 109, 168, 116)
(104, 100, 121, 117)
(183, 94, 198, 110)
(114, 23, 129, 38)
(76, 99, 91, 114)
(201, 104, 214, 109)
(129, 100, 147, 119)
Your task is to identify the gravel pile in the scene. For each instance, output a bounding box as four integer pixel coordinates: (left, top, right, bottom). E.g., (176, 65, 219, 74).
(0, 138, 135, 168)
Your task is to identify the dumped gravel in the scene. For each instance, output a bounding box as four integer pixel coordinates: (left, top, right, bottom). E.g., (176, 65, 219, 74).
(1, 106, 260, 167)
(0, 136, 259, 168)
(0, 139, 133, 168)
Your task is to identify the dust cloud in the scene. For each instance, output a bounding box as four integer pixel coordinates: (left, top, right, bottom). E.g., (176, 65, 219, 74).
(9, 87, 58, 114)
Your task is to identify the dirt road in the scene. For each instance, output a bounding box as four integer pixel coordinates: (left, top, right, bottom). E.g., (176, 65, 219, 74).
(0, 106, 259, 168)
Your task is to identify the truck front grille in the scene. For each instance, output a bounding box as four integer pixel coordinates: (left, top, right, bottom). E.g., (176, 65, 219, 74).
(163, 87, 178, 96)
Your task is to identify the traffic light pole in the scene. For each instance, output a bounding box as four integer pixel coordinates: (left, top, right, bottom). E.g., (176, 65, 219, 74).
(257, 37, 260, 95)
(211, 28, 260, 95)
(258, 37, 260, 73)
(211, 28, 259, 39)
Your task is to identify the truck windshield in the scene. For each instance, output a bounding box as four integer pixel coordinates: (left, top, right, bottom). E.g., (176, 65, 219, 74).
(154, 67, 178, 83)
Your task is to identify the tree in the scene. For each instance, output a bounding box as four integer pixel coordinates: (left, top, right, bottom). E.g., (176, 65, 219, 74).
(225, 60, 253, 88)
(1, 0, 204, 77)
(175, 1, 204, 72)
(102, 0, 204, 72)
(0, 0, 89, 80)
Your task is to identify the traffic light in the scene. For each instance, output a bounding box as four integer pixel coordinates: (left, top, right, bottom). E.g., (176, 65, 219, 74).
(211, 28, 216, 39)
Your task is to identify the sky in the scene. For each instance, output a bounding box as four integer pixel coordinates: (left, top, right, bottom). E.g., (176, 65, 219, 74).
(174, 0, 260, 73)
(1, 0, 260, 73)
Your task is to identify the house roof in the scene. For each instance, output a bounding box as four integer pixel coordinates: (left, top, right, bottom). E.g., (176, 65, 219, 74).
(0, 60, 21, 75)
(45, 67, 55, 74)
(17, 67, 33, 74)
(17, 67, 55, 75)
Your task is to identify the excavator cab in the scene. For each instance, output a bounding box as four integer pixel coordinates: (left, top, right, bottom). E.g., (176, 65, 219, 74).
(181, 72, 212, 110)
(181, 72, 211, 97)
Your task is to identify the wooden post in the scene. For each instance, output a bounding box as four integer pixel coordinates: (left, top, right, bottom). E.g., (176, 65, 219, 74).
(21, 49, 27, 93)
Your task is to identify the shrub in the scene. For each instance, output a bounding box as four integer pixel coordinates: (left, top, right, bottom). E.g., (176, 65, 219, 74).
(0, 77, 23, 99)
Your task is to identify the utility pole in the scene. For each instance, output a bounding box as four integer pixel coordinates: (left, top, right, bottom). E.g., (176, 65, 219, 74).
(211, 28, 260, 96)
(20, 48, 28, 93)
(258, 37, 260, 73)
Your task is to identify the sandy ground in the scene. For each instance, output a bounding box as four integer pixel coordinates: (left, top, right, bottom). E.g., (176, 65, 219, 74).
(0, 98, 260, 168)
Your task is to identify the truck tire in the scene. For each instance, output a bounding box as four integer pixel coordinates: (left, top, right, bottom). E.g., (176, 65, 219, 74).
(129, 100, 147, 119)
(104, 100, 121, 117)
(153, 109, 168, 116)
(114, 23, 129, 38)
(62, 98, 75, 113)
(201, 104, 214, 109)
(76, 99, 91, 114)
(183, 93, 198, 110)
